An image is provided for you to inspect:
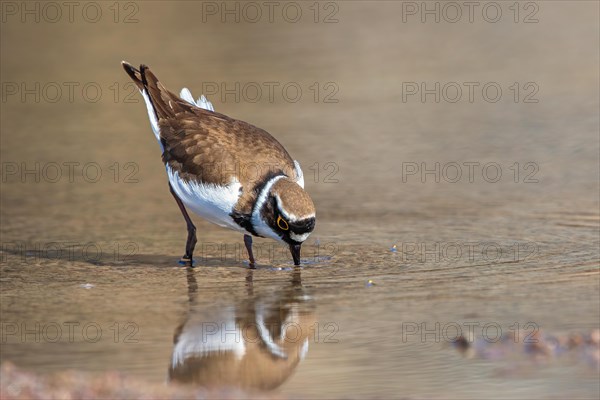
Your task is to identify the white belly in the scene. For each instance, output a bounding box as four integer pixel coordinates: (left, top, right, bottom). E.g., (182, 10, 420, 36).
(166, 165, 246, 233)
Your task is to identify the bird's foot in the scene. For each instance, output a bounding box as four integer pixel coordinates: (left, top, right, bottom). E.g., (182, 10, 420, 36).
(178, 256, 195, 267)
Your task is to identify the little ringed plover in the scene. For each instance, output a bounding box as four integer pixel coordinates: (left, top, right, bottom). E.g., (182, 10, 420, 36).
(121, 62, 316, 267)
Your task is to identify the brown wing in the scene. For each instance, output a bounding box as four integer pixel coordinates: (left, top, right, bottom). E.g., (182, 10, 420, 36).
(160, 110, 298, 215)
(160, 111, 296, 183)
(123, 63, 298, 216)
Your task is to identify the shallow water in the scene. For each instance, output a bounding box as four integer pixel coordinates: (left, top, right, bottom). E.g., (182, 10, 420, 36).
(1, 1, 599, 399)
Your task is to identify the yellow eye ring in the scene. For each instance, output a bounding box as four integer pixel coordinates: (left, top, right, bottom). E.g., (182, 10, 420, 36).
(277, 215, 289, 231)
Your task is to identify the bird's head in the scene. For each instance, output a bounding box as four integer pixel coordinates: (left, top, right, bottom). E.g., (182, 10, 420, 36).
(256, 177, 316, 265)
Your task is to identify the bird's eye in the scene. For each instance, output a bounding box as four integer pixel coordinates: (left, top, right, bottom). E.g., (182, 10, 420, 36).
(277, 215, 289, 231)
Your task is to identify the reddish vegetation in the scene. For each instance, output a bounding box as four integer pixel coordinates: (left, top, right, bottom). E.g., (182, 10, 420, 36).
(0, 362, 282, 400)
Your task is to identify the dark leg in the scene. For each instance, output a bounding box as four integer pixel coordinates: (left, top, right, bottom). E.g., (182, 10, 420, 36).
(244, 234, 256, 269)
(169, 183, 197, 266)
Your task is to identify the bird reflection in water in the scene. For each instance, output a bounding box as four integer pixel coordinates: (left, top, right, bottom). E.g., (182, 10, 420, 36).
(168, 268, 315, 390)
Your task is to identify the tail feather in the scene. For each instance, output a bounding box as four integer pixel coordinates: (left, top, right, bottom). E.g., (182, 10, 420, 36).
(179, 88, 196, 105)
(121, 61, 215, 150)
(138, 64, 173, 120)
(122, 60, 193, 121)
(180, 88, 215, 112)
(121, 61, 144, 91)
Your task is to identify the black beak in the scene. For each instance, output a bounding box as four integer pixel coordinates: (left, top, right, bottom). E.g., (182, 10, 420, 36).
(289, 243, 301, 266)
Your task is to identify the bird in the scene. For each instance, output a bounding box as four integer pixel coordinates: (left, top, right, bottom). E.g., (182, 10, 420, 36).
(121, 61, 316, 268)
